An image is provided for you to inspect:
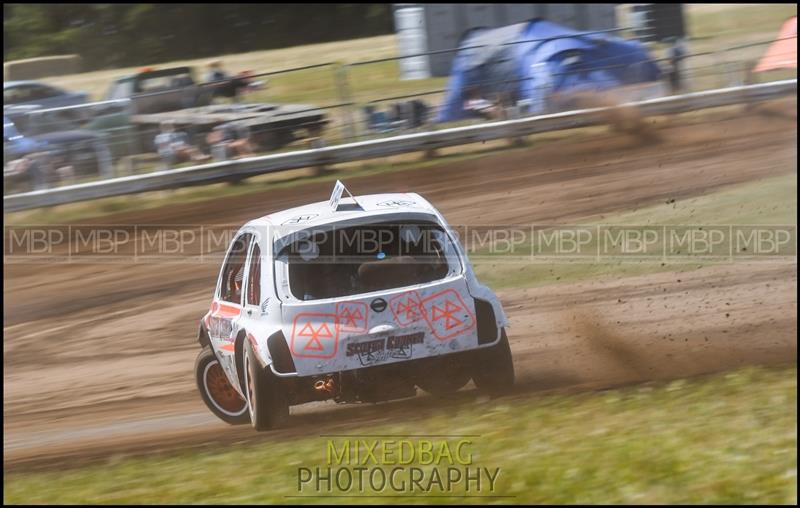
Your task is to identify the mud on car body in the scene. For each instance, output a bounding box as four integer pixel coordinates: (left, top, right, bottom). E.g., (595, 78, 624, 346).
(195, 182, 514, 431)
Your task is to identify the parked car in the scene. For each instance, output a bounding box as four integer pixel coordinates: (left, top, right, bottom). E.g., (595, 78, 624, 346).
(4, 115, 113, 191)
(4, 80, 89, 110)
(3, 115, 39, 159)
(195, 182, 515, 431)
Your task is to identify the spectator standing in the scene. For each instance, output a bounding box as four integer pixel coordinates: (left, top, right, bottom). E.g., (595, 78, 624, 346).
(205, 60, 260, 103)
(667, 37, 688, 93)
(205, 59, 229, 83)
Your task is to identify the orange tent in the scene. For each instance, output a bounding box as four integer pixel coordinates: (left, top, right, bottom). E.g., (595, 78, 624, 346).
(754, 16, 797, 72)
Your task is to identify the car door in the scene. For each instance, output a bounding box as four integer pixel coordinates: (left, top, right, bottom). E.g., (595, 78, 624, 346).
(207, 232, 252, 381)
(5, 84, 36, 105)
(27, 84, 63, 108)
(14, 84, 61, 108)
(242, 239, 263, 323)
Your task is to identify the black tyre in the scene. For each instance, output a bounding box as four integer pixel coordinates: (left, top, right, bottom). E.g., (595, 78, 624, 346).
(244, 338, 289, 431)
(195, 346, 250, 425)
(471, 328, 515, 396)
(417, 354, 471, 397)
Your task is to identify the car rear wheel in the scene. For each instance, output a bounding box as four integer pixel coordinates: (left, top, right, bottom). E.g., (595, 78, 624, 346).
(416, 354, 471, 397)
(195, 346, 249, 425)
(244, 338, 289, 431)
(471, 328, 515, 396)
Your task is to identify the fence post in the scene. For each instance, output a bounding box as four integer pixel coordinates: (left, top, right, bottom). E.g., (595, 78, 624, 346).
(334, 63, 358, 143)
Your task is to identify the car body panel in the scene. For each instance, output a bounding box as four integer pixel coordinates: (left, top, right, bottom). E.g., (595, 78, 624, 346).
(105, 67, 217, 114)
(3, 116, 40, 160)
(3, 115, 113, 179)
(279, 274, 479, 376)
(202, 189, 508, 398)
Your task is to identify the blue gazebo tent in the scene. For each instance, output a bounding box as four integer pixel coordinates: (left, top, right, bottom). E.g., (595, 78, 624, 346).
(437, 19, 663, 122)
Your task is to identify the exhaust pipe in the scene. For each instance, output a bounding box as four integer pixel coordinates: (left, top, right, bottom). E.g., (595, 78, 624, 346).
(314, 377, 336, 394)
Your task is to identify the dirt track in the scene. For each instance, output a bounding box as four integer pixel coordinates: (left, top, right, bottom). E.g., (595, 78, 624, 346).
(3, 101, 797, 471)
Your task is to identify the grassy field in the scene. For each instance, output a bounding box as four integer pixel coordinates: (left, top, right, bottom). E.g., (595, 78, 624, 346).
(4, 365, 796, 504)
(41, 35, 398, 104)
(687, 4, 797, 43)
(38, 4, 797, 105)
(474, 171, 798, 290)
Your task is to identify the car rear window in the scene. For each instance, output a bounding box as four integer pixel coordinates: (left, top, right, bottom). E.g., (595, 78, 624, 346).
(277, 220, 459, 301)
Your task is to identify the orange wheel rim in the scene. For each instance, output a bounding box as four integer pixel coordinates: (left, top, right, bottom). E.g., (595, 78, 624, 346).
(206, 361, 246, 413)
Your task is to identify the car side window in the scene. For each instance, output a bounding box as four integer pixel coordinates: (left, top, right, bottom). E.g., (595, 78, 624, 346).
(29, 85, 58, 100)
(4, 86, 31, 104)
(108, 79, 134, 101)
(246, 243, 261, 306)
(219, 233, 252, 304)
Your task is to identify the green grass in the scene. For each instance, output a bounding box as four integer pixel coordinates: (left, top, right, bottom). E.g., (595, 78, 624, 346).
(40, 35, 400, 102)
(687, 4, 797, 43)
(243, 60, 449, 106)
(473, 172, 798, 290)
(4, 365, 796, 504)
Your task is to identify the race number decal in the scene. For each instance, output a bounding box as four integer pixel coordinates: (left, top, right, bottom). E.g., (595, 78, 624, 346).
(290, 313, 339, 359)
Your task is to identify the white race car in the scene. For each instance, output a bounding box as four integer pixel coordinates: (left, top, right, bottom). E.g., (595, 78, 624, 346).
(195, 182, 514, 430)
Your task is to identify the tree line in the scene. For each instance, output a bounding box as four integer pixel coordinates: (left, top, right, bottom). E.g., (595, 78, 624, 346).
(4, 4, 394, 70)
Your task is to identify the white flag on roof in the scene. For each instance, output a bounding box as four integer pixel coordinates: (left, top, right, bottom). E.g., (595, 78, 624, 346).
(329, 180, 345, 211)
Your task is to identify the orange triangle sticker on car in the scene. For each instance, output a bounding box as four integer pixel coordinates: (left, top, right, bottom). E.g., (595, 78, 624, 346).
(298, 322, 331, 351)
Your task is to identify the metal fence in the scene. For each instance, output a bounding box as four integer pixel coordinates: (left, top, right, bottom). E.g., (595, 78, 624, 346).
(4, 31, 797, 198)
(4, 78, 796, 213)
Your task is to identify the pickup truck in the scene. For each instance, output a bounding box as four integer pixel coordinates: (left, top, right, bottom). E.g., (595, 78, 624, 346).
(105, 66, 327, 153)
(105, 66, 221, 114)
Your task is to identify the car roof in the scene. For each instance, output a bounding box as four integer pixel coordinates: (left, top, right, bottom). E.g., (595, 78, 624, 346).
(4, 80, 59, 89)
(115, 66, 193, 80)
(245, 192, 441, 238)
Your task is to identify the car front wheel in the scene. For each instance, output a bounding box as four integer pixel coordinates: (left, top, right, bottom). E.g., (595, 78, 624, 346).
(195, 346, 250, 425)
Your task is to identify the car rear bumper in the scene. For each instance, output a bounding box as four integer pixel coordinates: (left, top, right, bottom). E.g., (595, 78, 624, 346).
(268, 325, 502, 378)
